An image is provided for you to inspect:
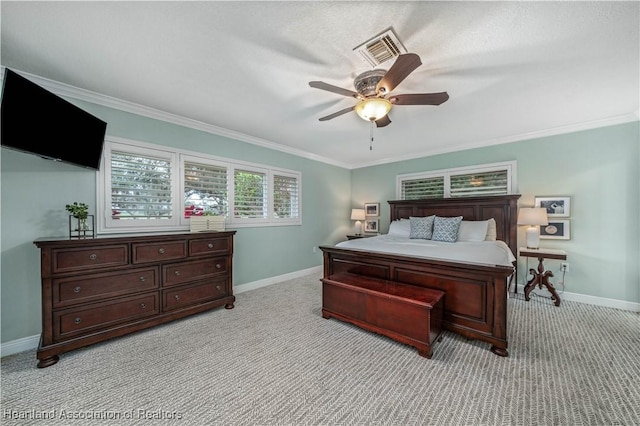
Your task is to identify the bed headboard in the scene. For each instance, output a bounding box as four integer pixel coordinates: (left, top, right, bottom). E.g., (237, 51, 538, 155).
(388, 194, 521, 258)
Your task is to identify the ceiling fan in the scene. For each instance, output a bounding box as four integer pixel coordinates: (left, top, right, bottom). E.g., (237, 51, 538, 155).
(309, 53, 449, 128)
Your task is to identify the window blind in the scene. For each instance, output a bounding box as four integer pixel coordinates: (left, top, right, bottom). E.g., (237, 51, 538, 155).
(184, 161, 228, 217)
(401, 176, 445, 199)
(110, 151, 173, 220)
(233, 169, 268, 219)
(397, 161, 515, 200)
(273, 174, 300, 219)
(450, 170, 509, 197)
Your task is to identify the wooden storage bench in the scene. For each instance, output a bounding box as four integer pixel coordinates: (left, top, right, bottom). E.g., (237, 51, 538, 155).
(321, 272, 445, 358)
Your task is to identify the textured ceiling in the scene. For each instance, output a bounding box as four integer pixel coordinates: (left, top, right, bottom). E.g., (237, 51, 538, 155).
(1, 1, 638, 169)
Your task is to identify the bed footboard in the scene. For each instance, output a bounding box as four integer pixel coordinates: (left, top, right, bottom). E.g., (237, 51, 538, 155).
(320, 246, 513, 356)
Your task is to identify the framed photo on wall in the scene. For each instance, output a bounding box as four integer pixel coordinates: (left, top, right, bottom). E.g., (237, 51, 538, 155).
(540, 220, 570, 240)
(534, 196, 571, 218)
(364, 219, 379, 234)
(364, 203, 379, 217)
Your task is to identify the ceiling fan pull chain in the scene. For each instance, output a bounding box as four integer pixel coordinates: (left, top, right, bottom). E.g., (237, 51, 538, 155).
(370, 121, 374, 150)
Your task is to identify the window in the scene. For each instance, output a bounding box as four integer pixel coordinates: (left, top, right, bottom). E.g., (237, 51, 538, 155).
(400, 176, 444, 199)
(98, 137, 301, 234)
(232, 167, 268, 222)
(272, 171, 301, 222)
(183, 158, 228, 218)
(397, 161, 516, 200)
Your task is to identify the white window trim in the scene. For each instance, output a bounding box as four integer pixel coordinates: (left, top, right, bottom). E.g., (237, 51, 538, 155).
(97, 138, 180, 234)
(97, 136, 302, 235)
(396, 160, 517, 199)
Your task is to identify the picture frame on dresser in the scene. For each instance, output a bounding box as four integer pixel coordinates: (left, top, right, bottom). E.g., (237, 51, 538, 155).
(534, 196, 571, 217)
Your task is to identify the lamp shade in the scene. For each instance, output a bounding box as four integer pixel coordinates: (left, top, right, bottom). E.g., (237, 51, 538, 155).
(517, 208, 549, 226)
(354, 98, 392, 122)
(350, 209, 365, 221)
(518, 207, 549, 249)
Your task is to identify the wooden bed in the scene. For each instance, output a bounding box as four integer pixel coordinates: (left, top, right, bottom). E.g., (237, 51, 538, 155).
(320, 194, 520, 356)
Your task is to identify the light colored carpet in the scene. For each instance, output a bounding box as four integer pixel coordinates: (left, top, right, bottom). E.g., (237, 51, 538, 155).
(2, 273, 639, 425)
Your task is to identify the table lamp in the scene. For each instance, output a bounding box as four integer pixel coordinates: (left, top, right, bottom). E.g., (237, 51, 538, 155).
(517, 207, 549, 249)
(350, 208, 365, 235)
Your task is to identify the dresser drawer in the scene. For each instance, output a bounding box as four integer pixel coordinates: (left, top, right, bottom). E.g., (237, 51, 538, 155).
(132, 241, 186, 264)
(163, 257, 227, 287)
(53, 267, 159, 308)
(163, 279, 228, 311)
(189, 236, 230, 256)
(52, 245, 129, 274)
(53, 294, 159, 340)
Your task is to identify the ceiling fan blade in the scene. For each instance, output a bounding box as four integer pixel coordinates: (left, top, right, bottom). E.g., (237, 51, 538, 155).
(375, 115, 392, 128)
(376, 53, 422, 95)
(388, 92, 449, 106)
(318, 106, 355, 121)
(309, 81, 359, 98)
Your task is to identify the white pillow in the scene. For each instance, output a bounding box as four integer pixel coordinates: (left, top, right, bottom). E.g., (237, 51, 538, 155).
(458, 220, 490, 242)
(388, 219, 411, 238)
(485, 218, 497, 241)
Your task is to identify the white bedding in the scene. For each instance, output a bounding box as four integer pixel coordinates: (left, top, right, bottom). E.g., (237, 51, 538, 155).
(335, 234, 516, 267)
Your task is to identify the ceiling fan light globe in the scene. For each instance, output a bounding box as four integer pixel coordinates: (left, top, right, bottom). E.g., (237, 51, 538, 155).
(354, 98, 392, 122)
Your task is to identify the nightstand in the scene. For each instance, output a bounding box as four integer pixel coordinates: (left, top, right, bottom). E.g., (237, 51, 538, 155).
(346, 234, 374, 240)
(519, 247, 567, 306)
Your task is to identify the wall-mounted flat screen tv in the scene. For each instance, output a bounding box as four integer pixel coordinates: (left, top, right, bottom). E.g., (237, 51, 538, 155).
(1, 68, 107, 170)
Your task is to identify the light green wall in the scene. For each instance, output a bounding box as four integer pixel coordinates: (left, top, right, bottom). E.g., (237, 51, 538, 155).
(2, 95, 638, 345)
(0, 101, 352, 343)
(351, 122, 640, 304)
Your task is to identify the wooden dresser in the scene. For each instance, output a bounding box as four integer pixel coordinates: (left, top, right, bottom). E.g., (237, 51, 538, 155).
(34, 231, 236, 368)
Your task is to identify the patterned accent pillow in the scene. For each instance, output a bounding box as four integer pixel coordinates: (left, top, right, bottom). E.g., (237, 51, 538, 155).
(409, 216, 435, 239)
(432, 216, 463, 242)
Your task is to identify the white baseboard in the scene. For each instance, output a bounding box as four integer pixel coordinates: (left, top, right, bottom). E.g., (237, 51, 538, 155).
(0, 266, 323, 359)
(234, 265, 322, 294)
(4, 269, 635, 358)
(512, 284, 640, 312)
(1, 334, 39, 358)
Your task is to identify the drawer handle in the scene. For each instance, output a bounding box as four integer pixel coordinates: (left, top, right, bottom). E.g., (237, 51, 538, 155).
(140, 303, 147, 309)
(158, 248, 166, 254)
(89, 254, 97, 261)
(174, 295, 180, 300)
(174, 270, 180, 276)
(139, 276, 145, 282)
(215, 264, 222, 269)
(73, 286, 81, 293)
(74, 317, 82, 325)
(208, 243, 214, 249)
(216, 285, 222, 290)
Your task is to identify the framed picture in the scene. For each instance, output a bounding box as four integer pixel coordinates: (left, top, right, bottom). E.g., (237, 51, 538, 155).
(540, 220, 570, 240)
(364, 219, 379, 233)
(534, 196, 571, 218)
(364, 203, 379, 217)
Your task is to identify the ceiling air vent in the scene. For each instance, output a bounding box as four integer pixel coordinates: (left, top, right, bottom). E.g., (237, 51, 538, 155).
(353, 27, 408, 68)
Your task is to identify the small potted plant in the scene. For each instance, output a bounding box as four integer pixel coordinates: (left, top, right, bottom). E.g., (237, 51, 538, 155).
(65, 202, 94, 238)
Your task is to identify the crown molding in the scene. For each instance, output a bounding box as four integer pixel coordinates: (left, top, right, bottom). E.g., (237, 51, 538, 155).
(351, 113, 640, 169)
(0, 66, 351, 169)
(2, 66, 636, 171)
